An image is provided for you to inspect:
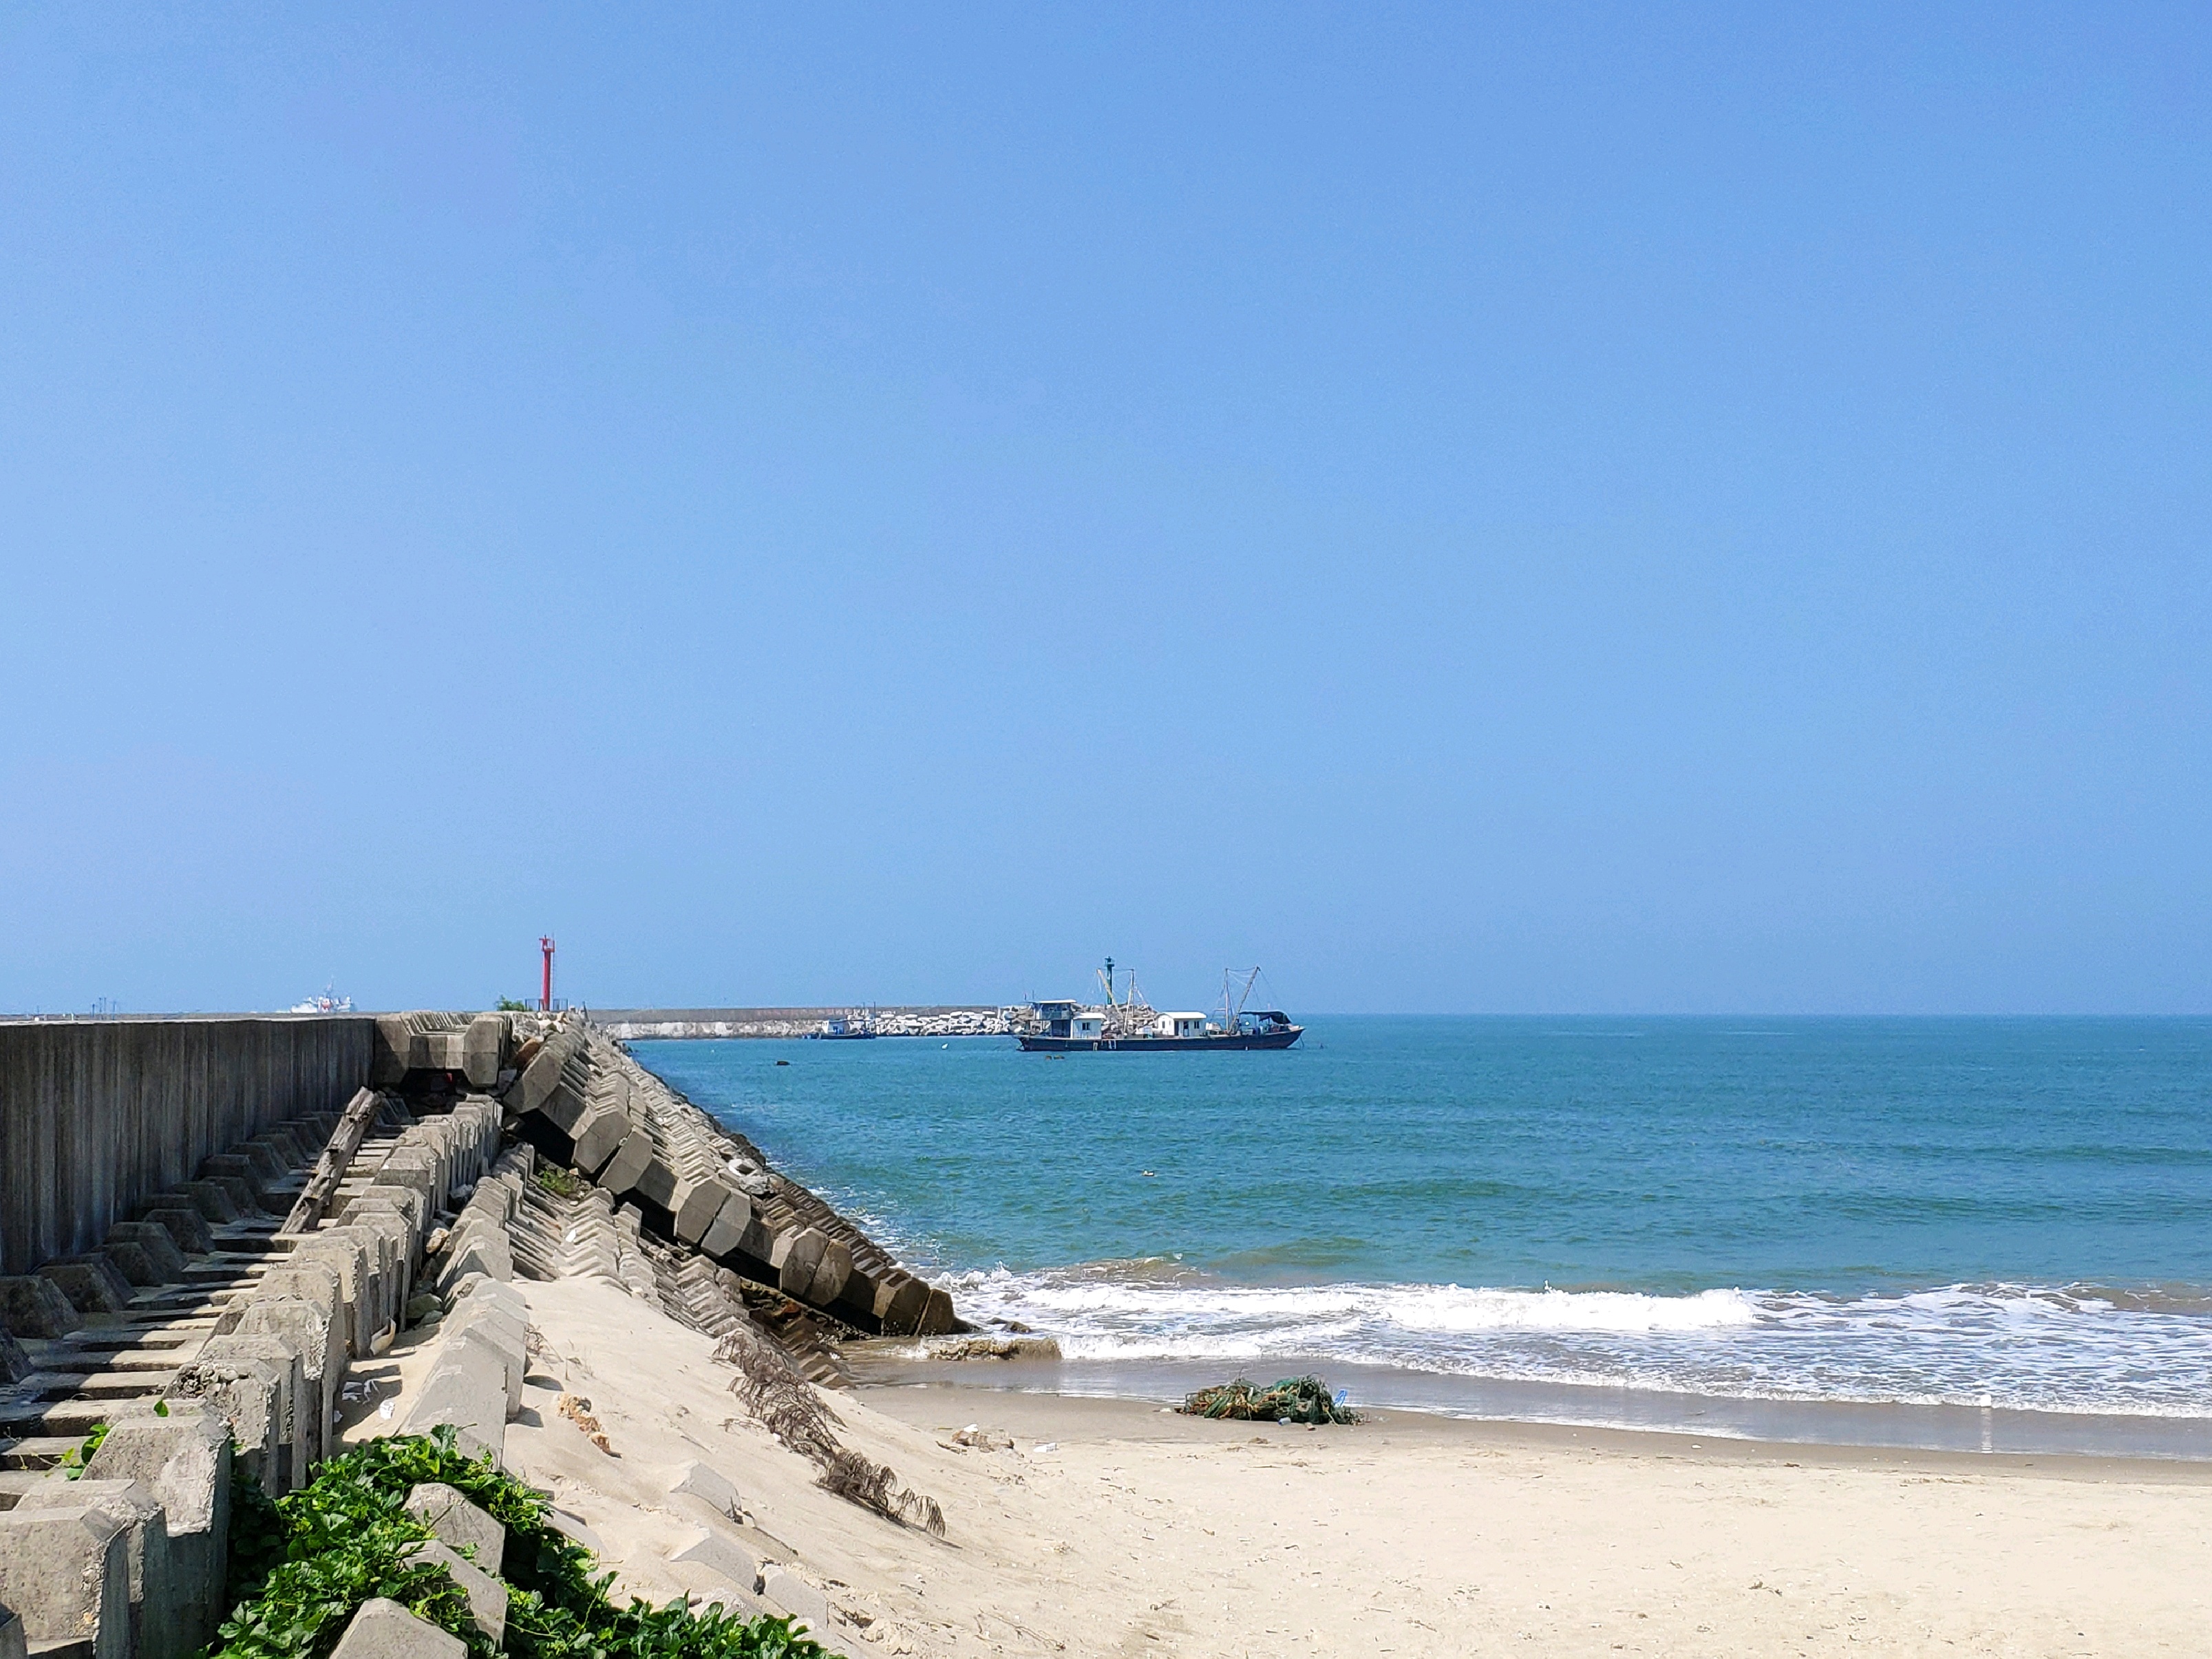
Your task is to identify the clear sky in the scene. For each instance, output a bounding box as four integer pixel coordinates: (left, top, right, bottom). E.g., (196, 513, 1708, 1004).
(2, 5, 2206, 1016)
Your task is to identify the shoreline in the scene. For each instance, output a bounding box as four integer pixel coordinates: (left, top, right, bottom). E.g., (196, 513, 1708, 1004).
(849, 1348, 2212, 1462)
(855, 1376, 2212, 1484)
(425, 1275, 2212, 1656)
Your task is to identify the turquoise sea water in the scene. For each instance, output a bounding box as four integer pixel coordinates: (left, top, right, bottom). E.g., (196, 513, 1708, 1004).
(634, 1018, 2212, 1436)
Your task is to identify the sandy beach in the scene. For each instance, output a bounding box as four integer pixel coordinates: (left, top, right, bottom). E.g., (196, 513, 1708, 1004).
(347, 1274, 2212, 1658)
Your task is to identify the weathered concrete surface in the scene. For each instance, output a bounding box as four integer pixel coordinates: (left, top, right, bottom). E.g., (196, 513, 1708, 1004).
(0, 1500, 131, 1659)
(404, 1486, 503, 1576)
(330, 1598, 465, 1659)
(0, 1015, 373, 1274)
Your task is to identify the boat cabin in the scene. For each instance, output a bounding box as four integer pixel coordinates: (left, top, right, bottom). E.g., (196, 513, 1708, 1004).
(1032, 999, 1081, 1038)
(1070, 1013, 1107, 1041)
(1156, 1012, 1211, 1039)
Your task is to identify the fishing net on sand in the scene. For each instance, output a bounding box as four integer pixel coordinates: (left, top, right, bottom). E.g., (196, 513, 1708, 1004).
(1177, 1375, 1360, 1425)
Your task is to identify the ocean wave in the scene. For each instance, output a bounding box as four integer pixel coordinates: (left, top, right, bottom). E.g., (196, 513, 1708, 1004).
(942, 1262, 2212, 1418)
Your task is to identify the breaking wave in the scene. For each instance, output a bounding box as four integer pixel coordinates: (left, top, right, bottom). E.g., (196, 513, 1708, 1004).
(945, 1262, 2212, 1418)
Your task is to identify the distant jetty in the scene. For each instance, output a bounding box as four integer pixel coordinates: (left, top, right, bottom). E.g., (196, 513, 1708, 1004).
(590, 1006, 1012, 1040)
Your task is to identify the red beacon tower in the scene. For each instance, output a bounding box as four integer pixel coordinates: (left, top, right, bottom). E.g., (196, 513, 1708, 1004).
(539, 936, 556, 1012)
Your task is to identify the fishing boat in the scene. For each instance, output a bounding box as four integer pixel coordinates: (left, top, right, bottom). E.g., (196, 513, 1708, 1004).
(1015, 962, 1302, 1052)
(809, 1009, 879, 1039)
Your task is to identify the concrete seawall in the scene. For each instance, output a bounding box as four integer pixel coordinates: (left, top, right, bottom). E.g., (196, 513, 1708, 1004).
(0, 1017, 374, 1273)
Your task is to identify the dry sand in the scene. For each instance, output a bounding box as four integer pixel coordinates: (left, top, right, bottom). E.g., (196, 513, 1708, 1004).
(350, 1276, 2212, 1657)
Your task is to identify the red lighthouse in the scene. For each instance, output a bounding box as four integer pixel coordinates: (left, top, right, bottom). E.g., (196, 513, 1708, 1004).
(539, 936, 556, 1012)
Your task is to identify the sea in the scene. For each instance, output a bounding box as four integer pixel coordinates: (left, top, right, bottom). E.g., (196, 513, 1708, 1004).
(632, 1017, 2212, 1457)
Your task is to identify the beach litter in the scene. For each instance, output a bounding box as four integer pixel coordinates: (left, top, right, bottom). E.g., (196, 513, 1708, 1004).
(559, 1390, 616, 1454)
(1177, 1375, 1361, 1425)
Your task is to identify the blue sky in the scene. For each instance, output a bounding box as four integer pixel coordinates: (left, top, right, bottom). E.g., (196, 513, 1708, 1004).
(2, 5, 2206, 1015)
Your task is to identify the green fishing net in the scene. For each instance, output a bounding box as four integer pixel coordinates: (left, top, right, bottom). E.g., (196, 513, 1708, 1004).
(1177, 1375, 1361, 1425)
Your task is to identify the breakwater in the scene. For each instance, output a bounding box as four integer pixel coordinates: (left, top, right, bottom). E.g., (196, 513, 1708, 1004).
(0, 1009, 966, 1658)
(591, 1006, 1008, 1039)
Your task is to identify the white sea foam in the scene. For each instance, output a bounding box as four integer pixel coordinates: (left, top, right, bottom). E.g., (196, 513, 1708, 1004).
(944, 1263, 2212, 1418)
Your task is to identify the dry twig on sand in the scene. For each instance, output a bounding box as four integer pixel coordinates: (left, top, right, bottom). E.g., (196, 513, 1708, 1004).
(714, 1329, 947, 1536)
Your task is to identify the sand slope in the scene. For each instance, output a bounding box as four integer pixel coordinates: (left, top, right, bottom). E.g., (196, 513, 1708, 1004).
(352, 1276, 2211, 1657)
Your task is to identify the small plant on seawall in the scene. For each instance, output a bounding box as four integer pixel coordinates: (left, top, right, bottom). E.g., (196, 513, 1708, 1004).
(213, 1427, 838, 1659)
(59, 1419, 111, 1479)
(533, 1164, 586, 1200)
(496, 997, 532, 1012)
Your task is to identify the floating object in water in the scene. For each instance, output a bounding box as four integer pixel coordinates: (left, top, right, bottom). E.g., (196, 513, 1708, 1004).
(775, 1059, 790, 1066)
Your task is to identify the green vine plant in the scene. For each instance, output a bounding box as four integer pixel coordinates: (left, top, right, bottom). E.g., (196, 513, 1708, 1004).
(59, 1420, 112, 1479)
(211, 1427, 836, 1659)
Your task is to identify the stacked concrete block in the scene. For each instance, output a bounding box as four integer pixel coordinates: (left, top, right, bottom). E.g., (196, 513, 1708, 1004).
(165, 1333, 302, 1493)
(0, 1500, 132, 1659)
(370, 1013, 512, 1090)
(287, 1229, 378, 1359)
(493, 1023, 968, 1344)
(12, 1480, 181, 1659)
(400, 1280, 527, 1468)
(83, 1396, 233, 1650)
(0, 1321, 29, 1386)
(231, 1298, 340, 1470)
(1, 1601, 21, 1659)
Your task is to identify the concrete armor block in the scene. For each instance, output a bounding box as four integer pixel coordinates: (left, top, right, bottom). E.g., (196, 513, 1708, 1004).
(232, 1298, 339, 1467)
(806, 1238, 853, 1309)
(538, 1079, 589, 1136)
(670, 1180, 732, 1247)
(0, 1322, 30, 1386)
(873, 1274, 931, 1338)
(776, 1229, 829, 1300)
(0, 1601, 23, 1659)
(105, 1223, 189, 1282)
(82, 1408, 231, 1647)
(398, 1541, 506, 1644)
(38, 1258, 135, 1315)
(94, 1240, 164, 1287)
(568, 1108, 626, 1176)
(401, 1334, 509, 1468)
(0, 1501, 132, 1659)
(290, 1234, 373, 1357)
(167, 1336, 296, 1493)
(133, 1204, 215, 1256)
(330, 1598, 465, 1659)
(171, 1182, 241, 1224)
(668, 1461, 743, 1519)
(460, 1015, 509, 1088)
(597, 1131, 653, 1198)
(403, 1486, 502, 1576)
(697, 1192, 753, 1261)
(0, 1275, 81, 1339)
(758, 1565, 834, 1636)
(668, 1528, 761, 1591)
(916, 1285, 961, 1337)
(632, 1157, 680, 1212)
(14, 1479, 182, 1659)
